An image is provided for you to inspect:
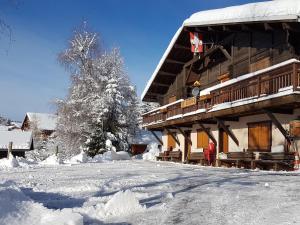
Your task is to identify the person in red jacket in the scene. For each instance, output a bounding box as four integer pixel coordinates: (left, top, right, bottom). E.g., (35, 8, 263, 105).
(204, 142, 216, 166)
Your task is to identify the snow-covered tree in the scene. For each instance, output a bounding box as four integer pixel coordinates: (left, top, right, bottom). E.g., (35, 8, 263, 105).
(56, 23, 139, 157)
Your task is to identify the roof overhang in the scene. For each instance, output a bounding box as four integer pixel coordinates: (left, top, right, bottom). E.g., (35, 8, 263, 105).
(141, 0, 300, 102)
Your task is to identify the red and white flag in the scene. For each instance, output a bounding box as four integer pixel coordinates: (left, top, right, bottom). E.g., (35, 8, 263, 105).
(190, 32, 203, 53)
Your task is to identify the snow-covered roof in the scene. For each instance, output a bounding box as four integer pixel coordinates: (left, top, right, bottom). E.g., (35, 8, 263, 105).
(184, 0, 300, 27)
(129, 130, 162, 145)
(25, 113, 57, 131)
(141, 0, 300, 101)
(0, 131, 33, 150)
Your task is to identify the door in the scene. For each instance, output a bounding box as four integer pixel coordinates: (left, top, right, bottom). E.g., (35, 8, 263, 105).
(167, 133, 176, 150)
(219, 128, 229, 153)
(184, 131, 191, 160)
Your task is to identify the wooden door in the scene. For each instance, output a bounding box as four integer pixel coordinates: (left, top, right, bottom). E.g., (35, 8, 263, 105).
(219, 128, 229, 153)
(248, 121, 271, 151)
(167, 133, 176, 150)
(184, 131, 191, 160)
(197, 130, 209, 149)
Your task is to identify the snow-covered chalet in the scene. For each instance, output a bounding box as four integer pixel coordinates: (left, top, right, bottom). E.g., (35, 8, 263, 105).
(21, 113, 57, 140)
(141, 0, 300, 170)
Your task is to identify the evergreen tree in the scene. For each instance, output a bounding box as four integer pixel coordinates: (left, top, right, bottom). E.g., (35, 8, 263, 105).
(56, 23, 139, 157)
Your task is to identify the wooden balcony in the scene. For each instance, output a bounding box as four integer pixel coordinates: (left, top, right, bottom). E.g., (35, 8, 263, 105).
(142, 61, 300, 127)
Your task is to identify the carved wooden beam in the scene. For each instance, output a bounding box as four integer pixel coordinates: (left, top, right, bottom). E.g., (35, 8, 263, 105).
(263, 109, 291, 144)
(215, 118, 239, 146)
(165, 128, 180, 146)
(150, 130, 163, 145)
(197, 122, 217, 146)
(175, 126, 192, 145)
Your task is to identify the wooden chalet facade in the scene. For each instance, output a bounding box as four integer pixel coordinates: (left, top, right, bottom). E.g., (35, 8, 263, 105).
(141, 1, 300, 170)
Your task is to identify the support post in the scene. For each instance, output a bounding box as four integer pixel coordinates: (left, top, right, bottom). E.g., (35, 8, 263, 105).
(215, 118, 239, 146)
(150, 130, 163, 146)
(165, 128, 180, 146)
(7, 142, 13, 159)
(176, 127, 192, 145)
(197, 122, 217, 146)
(263, 109, 291, 144)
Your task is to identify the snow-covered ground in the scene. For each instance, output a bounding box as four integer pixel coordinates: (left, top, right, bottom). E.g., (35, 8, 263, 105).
(0, 160, 300, 225)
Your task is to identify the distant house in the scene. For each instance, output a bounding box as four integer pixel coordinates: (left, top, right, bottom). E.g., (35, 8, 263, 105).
(129, 129, 162, 155)
(21, 113, 57, 140)
(0, 131, 33, 158)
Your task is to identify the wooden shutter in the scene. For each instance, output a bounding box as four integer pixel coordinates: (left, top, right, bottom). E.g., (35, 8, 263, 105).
(197, 130, 209, 149)
(248, 122, 271, 151)
(167, 133, 176, 149)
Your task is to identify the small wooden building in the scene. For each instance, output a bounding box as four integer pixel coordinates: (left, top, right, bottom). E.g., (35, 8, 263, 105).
(0, 131, 33, 158)
(141, 1, 300, 170)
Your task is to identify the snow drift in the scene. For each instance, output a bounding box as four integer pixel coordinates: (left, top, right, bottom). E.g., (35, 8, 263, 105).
(142, 142, 161, 161)
(0, 154, 19, 169)
(0, 181, 83, 225)
(105, 190, 145, 216)
(40, 154, 63, 165)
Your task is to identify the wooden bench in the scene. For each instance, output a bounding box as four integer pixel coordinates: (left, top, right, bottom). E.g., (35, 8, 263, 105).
(188, 152, 205, 165)
(156, 151, 181, 162)
(219, 152, 254, 169)
(169, 151, 182, 162)
(219, 152, 295, 171)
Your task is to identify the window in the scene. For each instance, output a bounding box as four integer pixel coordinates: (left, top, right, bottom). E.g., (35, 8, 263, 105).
(167, 133, 177, 149)
(197, 130, 209, 149)
(248, 121, 272, 151)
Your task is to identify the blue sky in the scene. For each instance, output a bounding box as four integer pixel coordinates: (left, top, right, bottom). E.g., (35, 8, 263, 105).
(0, 0, 258, 121)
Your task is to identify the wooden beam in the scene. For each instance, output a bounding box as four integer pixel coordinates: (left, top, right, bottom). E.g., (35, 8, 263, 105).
(176, 127, 192, 145)
(264, 23, 273, 31)
(165, 59, 186, 65)
(165, 128, 180, 146)
(150, 130, 163, 145)
(158, 71, 177, 77)
(263, 109, 291, 144)
(152, 82, 169, 87)
(218, 116, 239, 122)
(197, 122, 217, 146)
(265, 108, 294, 115)
(215, 118, 239, 146)
(174, 44, 190, 51)
(282, 23, 300, 32)
(219, 46, 232, 60)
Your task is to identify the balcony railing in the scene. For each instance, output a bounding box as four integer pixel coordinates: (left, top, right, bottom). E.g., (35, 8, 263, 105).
(142, 61, 300, 126)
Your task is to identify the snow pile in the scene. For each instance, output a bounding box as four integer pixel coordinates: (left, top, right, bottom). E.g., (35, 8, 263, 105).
(89, 154, 103, 163)
(104, 190, 145, 216)
(0, 181, 83, 225)
(0, 154, 19, 169)
(68, 151, 89, 164)
(142, 142, 161, 161)
(101, 150, 131, 161)
(40, 154, 63, 165)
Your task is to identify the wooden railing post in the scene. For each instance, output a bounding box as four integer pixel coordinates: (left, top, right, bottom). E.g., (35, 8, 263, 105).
(293, 63, 297, 91)
(257, 75, 261, 98)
